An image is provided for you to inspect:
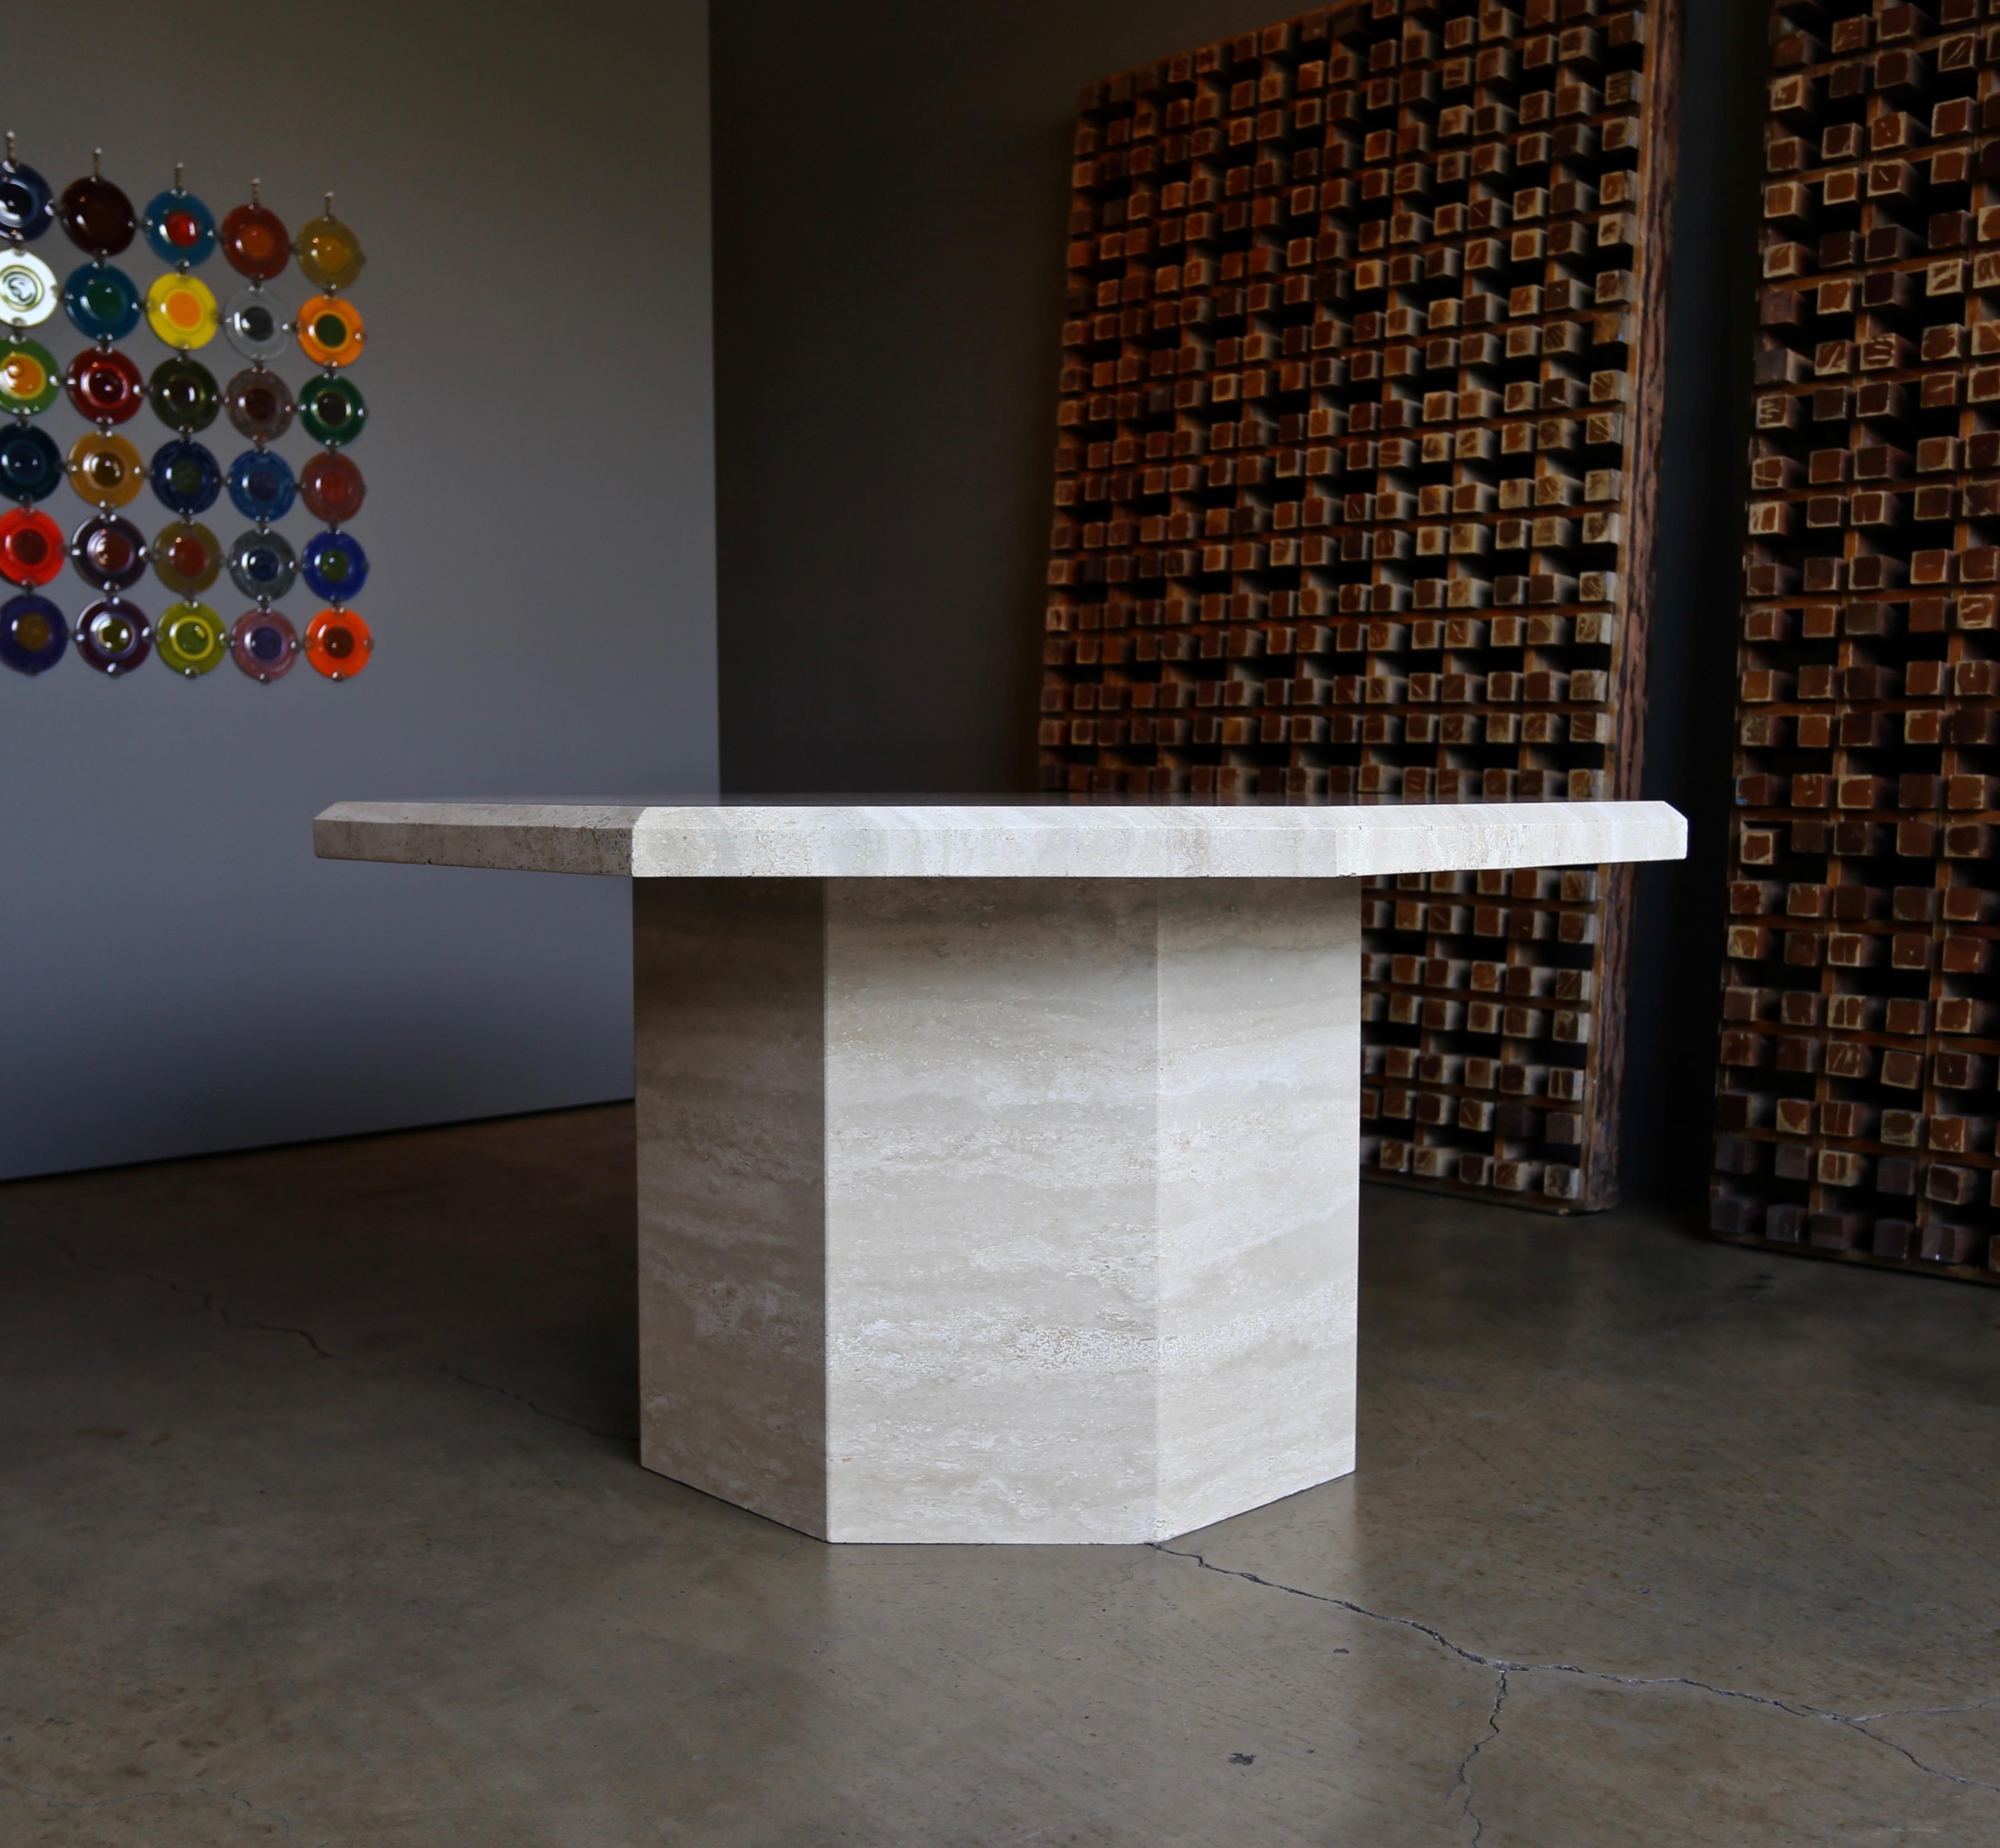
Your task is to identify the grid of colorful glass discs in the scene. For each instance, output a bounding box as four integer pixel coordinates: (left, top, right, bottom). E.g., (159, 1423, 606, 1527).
(293, 196, 367, 680)
(0, 166, 370, 681)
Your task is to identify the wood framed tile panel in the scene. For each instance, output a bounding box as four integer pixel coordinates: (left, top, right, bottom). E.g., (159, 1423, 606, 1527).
(1040, 0, 1681, 1209)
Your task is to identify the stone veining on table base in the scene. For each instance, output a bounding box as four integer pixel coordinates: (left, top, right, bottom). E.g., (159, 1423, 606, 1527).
(636, 876, 1361, 1544)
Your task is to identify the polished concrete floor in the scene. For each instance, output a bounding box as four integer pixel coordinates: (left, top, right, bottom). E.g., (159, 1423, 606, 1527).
(4, 1106, 1998, 1847)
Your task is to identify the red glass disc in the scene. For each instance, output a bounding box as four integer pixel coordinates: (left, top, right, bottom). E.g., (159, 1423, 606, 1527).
(0, 507, 65, 586)
(71, 514, 147, 591)
(220, 203, 290, 282)
(299, 451, 365, 523)
(59, 174, 137, 255)
(65, 347, 144, 424)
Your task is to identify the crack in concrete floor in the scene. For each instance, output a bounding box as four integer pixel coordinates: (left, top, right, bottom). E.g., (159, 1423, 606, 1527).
(38, 1228, 639, 1446)
(1150, 1541, 2000, 1825)
(40, 1228, 338, 1362)
(1453, 1666, 1507, 1846)
(24, 1782, 308, 1842)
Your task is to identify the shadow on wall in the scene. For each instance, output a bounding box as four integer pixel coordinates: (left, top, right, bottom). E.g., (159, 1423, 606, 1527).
(1620, 0, 1767, 1209)
(713, 0, 1770, 1212)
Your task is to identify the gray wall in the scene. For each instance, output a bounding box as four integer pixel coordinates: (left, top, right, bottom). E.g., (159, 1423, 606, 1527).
(712, 0, 1764, 1207)
(1, 1, 716, 1180)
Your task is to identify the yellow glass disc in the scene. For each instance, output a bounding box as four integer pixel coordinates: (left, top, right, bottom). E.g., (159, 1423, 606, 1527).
(296, 294, 363, 367)
(156, 600, 227, 676)
(145, 271, 219, 349)
(67, 432, 144, 508)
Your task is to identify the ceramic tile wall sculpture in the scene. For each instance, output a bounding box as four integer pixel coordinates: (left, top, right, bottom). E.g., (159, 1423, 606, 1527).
(0, 149, 371, 685)
(1038, 0, 1680, 1208)
(1711, 0, 2000, 1280)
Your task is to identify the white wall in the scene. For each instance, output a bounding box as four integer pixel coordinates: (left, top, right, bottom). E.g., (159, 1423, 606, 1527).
(0, 0, 716, 1177)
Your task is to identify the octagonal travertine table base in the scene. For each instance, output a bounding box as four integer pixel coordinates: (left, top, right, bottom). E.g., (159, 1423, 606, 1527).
(316, 801, 1684, 1544)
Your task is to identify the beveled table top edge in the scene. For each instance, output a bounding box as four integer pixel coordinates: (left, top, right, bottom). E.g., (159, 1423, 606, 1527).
(313, 799, 1686, 880)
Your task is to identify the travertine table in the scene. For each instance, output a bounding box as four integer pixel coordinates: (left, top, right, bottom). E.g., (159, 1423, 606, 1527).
(316, 800, 1684, 1544)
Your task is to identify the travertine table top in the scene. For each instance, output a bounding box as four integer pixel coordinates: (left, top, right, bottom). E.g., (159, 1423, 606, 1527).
(314, 799, 1685, 881)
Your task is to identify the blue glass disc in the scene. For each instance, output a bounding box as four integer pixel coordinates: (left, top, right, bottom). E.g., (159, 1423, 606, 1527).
(149, 438, 221, 516)
(0, 591, 65, 672)
(226, 448, 295, 521)
(62, 261, 142, 340)
(0, 423, 62, 503)
(142, 190, 217, 267)
(302, 528, 367, 602)
(245, 616, 290, 662)
(0, 162, 54, 242)
(227, 527, 298, 600)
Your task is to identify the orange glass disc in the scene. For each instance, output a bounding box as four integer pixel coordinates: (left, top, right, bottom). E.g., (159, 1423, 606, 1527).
(296, 294, 364, 367)
(67, 432, 144, 508)
(304, 606, 371, 680)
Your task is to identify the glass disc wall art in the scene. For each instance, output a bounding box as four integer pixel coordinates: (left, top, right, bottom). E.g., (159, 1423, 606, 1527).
(226, 449, 294, 522)
(5, 169, 380, 691)
(298, 373, 363, 447)
(0, 507, 66, 585)
(302, 528, 365, 602)
(226, 527, 296, 600)
(229, 607, 297, 681)
(304, 605, 369, 680)
(223, 366, 292, 442)
(71, 513, 146, 591)
(155, 598, 225, 676)
(65, 347, 143, 423)
(75, 596, 151, 675)
(68, 432, 143, 507)
(0, 157, 52, 241)
(295, 295, 362, 368)
(61, 262, 139, 339)
(219, 200, 288, 282)
(59, 169, 135, 255)
(151, 520, 221, 595)
(144, 271, 218, 349)
(0, 250, 59, 327)
(294, 209, 363, 290)
(142, 188, 215, 267)
(0, 591, 65, 674)
(0, 340, 58, 415)
(299, 450, 362, 523)
(149, 438, 220, 516)
(0, 424, 63, 502)
(220, 286, 287, 362)
(148, 356, 219, 433)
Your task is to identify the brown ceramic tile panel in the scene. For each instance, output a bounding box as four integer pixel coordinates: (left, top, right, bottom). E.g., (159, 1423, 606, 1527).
(1038, 0, 1681, 1210)
(1711, 0, 2000, 1280)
